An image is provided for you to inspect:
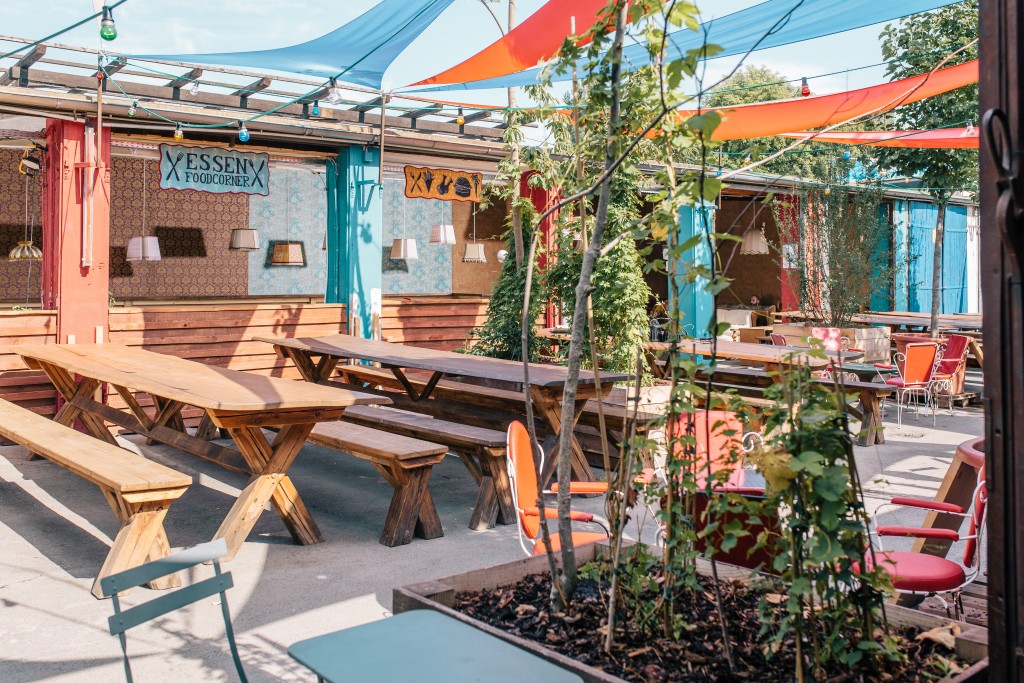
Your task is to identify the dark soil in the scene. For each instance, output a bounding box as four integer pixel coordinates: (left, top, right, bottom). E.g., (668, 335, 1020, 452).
(454, 573, 968, 682)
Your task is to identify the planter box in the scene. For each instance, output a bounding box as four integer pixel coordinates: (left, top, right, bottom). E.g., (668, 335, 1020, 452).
(394, 543, 988, 683)
(774, 323, 892, 363)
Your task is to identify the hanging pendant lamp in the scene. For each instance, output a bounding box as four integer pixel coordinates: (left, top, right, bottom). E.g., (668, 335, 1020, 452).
(9, 175, 41, 261)
(429, 200, 456, 245)
(126, 162, 161, 261)
(230, 228, 259, 251)
(391, 196, 418, 260)
(462, 202, 486, 263)
(739, 226, 769, 255)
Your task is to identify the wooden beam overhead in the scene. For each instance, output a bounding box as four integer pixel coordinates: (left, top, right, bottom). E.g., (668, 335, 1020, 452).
(232, 76, 272, 97)
(462, 110, 492, 124)
(96, 56, 126, 78)
(165, 67, 203, 90)
(401, 104, 442, 119)
(0, 45, 46, 87)
(351, 96, 383, 114)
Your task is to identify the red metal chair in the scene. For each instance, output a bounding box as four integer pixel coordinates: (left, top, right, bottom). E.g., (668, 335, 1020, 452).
(931, 334, 971, 414)
(867, 468, 987, 618)
(769, 332, 787, 346)
(885, 342, 939, 425)
(506, 421, 608, 556)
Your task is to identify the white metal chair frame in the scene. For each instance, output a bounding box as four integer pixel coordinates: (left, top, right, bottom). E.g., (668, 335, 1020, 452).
(869, 480, 987, 619)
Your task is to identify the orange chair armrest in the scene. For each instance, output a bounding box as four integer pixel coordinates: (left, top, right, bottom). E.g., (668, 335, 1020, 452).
(875, 525, 960, 541)
(889, 497, 966, 514)
(522, 507, 595, 523)
(548, 482, 609, 495)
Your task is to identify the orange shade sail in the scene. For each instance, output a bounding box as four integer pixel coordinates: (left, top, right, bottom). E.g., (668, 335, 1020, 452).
(408, 0, 610, 87)
(676, 60, 978, 141)
(778, 127, 978, 148)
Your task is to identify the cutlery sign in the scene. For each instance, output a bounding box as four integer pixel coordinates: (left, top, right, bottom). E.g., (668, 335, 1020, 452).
(404, 165, 482, 202)
(159, 144, 270, 196)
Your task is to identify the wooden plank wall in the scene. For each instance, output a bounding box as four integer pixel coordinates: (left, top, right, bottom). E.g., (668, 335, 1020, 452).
(380, 296, 488, 351)
(0, 311, 59, 417)
(107, 303, 348, 426)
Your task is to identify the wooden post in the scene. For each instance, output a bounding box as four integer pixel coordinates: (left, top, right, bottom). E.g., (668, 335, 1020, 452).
(41, 119, 111, 344)
(520, 171, 560, 327)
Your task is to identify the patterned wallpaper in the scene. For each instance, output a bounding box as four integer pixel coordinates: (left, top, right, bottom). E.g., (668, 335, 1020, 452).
(382, 177, 452, 295)
(0, 149, 42, 303)
(110, 156, 249, 299)
(247, 166, 328, 296)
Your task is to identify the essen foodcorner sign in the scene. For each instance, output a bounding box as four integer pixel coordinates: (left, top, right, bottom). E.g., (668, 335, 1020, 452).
(159, 144, 269, 195)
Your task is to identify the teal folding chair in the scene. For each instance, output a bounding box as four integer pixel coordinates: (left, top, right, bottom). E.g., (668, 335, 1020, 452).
(100, 539, 248, 683)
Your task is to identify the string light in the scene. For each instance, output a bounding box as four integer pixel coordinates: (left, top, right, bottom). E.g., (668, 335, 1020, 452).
(800, 77, 810, 97)
(99, 6, 117, 41)
(843, 149, 851, 161)
(189, 80, 200, 96)
(456, 108, 465, 126)
(311, 100, 320, 117)
(127, 100, 137, 117)
(238, 122, 250, 143)
(173, 123, 184, 141)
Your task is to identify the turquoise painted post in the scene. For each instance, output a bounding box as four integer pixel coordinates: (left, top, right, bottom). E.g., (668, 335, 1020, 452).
(326, 146, 383, 339)
(892, 199, 909, 311)
(670, 203, 716, 338)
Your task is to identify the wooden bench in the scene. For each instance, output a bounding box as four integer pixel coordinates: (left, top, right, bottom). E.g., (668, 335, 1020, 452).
(0, 398, 191, 598)
(305, 421, 447, 547)
(339, 405, 513, 531)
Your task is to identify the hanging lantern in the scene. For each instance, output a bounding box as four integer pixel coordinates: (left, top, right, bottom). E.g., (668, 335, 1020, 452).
(391, 238, 419, 260)
(739, 227, 769, 255)
(429, 201, 456, 245)
(462, 243, 486, 263)
(270, 241, 306, 266)
(229, 228, 259, 250)
(126, 236, 161, 261)
(8, 241, 42, 261)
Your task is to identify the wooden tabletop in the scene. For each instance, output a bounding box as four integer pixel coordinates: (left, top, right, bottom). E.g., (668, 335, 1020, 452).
(646, 338, 860, 368)
(15, 344, 387, 412)
(256, 334, 629, 388)
(780, 310, 983, 331)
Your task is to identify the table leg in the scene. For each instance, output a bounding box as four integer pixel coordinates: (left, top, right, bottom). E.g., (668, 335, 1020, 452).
(372, 463, 442, 547)
(857, 392, 885, 447)
(94, 491, 178, 599)
(531, 387, 595, 484)
(41, 366, 119, 446)
(468, 447, 516, 530)
(215, 423, 323, 561)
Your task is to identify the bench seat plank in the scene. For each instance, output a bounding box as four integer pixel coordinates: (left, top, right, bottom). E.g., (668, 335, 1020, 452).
(306, 421, 446, 546)
(0, 398, 190, 598)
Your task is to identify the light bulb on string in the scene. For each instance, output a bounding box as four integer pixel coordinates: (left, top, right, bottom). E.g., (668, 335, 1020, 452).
(456, 108, 465, 126)
(238, 123, 250, 143)
(966, 121, 975, 135)
(189, 81, 200, 96)
(311, 100, 320, 117)
(173, 123, 184, 141)
(800, 77, 810, 97)
(99, 6, 117, 41)
(127, 101, 137, 117)
(843, 149, 851, 161)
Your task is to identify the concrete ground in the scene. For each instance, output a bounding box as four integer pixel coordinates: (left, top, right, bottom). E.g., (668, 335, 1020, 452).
(0, 398, 985, 682)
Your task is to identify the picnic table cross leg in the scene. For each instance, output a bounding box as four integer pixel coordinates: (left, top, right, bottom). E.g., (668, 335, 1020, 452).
(42, 368, 119, 447)
(468, 447, 516, 529)
(531, 386, 596, 484)
(372, 462, 442, 546)
(93, 493, 178, 599)
(215, 423, 322, 561)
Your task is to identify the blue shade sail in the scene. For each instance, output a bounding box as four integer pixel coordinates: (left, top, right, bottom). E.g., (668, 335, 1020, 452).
(404, 0, 962, 92)
(132, 0, 454, 89)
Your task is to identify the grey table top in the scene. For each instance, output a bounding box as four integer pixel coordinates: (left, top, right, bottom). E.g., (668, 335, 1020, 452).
(288, 610, 584, 683)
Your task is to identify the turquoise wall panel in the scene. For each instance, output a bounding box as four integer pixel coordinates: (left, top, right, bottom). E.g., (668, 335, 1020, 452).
(941, 204, 968, 313)
(381, 178, 453, 295)
(870, 203, 893, 311)
(671, 204, 715, 338)
(892, 200, 909, 311)
(248, 166, 328, 295)
(907, 201, 936, 313)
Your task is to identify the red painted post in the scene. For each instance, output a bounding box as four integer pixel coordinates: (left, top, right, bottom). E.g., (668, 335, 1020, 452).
(41, 119, 111, 344)
(520, 171, 560, 327)
(777, 193, 800, 314)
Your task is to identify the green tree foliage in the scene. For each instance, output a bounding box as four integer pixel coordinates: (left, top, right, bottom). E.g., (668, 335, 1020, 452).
(466, 210, 544, 361)
(874, 0, 978, 329)
(704, 65, 834, 178)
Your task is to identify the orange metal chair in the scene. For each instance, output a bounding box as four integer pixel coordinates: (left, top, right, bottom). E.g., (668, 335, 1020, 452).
(506, 421, 608, 556)
(867, 467, 987, 618)
(884, 342, 939, 425)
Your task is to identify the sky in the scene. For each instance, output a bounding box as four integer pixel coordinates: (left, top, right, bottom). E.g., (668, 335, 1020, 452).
(2, 0, 894, 105)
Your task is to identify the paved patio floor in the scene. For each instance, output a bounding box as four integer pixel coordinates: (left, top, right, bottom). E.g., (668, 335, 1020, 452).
(0, 401, 985, 682)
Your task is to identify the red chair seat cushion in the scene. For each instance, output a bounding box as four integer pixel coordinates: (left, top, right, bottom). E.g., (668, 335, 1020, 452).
(534, 531, 607, 555)
(866, 551, 966, 592)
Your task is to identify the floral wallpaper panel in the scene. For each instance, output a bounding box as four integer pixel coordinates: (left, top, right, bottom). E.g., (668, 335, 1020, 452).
(382, 177, 452, 295)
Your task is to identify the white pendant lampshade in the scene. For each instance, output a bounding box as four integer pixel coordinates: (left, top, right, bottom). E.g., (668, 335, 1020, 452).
(9, 240, 42, 260)
(126, 235, 162, 261)
(391, 238, 418, 260)
(229, 228, 259, 251)
(429, 223, 456, 245)
(270, 241, 306, 266)
(739, 227, 769, 255)
(462, 242, 486, 263)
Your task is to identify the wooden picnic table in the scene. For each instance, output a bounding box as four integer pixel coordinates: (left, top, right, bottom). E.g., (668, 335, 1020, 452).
(780, 310, 983, 332)
(15, 343, 388, 561)
(646, 338, 862, 371)
(254, 334, 628, 483)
